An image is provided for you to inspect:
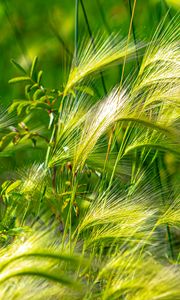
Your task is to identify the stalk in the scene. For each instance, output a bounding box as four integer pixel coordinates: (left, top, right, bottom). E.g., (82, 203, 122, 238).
(61, 175, 78, 251)
(108, 123, 132, 189)
(80, 0, 107, 94)
(102, 0, 137, 188)
(61, 0, 80, 251)
(120, 0, 137, 89)
(75, 0, 79, 65)
(45, 125, 56, 168)
(128, 0, 140, 69)
(155, 157, 174, 259)
(128, 0, 139, 186)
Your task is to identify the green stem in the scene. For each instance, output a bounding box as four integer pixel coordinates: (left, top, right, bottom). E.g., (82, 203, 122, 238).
(108, 123, 132, 189)
(80, 0, 107, 94)
(128, 0, 140, 187)
(75, 0, 79, 65)
(128, 0, 140, 69)
(45, 125, 56, 168)
(62, 175, 78, 252)
(156, 157, 174, 259)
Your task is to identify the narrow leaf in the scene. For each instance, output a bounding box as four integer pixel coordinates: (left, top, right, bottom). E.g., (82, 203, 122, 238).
(8, 77, 31, 84)
(37, 70, 43, 84)
(10, 59, 27, 75)
(30, 56, 38, 80)
(5, 180, 21, 195)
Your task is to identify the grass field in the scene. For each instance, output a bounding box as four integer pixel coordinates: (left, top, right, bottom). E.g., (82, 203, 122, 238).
(0, 1, 179, 299)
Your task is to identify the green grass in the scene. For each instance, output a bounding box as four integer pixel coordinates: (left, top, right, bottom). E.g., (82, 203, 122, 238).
(0, 2, 179, 299)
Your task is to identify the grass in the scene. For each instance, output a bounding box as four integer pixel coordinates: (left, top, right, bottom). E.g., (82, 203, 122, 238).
(0, 1, 179, 299)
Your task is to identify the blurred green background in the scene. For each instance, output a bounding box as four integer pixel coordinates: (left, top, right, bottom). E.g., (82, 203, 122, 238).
(0, 0, 179, 105)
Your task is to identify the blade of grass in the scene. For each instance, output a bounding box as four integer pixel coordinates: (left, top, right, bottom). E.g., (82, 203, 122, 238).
(120, 0, 137, 89)
(75, 0, 79, 65)
(155, 157, 174, 260)
(80, 0, 107, 94)
(128, 0, 140, 69)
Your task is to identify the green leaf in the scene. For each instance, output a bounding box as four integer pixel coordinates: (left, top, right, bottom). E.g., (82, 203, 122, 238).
(33, 88, 44, 100)
(40, 95, 54, 102)
(10, 59, 27, 75)
(30, 56, 38, 80)
(25, 84, 32, 99)
(37, 70, 43, 84)
(5, 180, 21, 195)
(0, 132, 17, 150)
(1, 181, 11, 195)
(8, 77, 31, 84)
(17, 103, 28, 115)
(30, 83, 39, 90)
(8, 101, 25, 114)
